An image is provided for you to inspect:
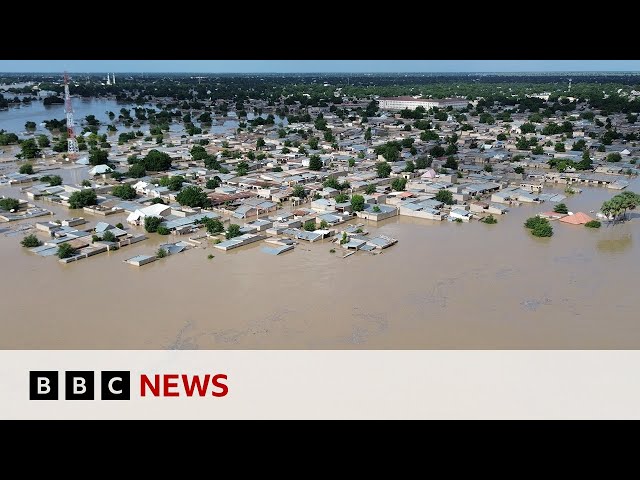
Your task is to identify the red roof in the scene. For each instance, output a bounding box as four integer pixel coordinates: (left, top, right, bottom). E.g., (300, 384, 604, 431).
(558, 212, 594, 225)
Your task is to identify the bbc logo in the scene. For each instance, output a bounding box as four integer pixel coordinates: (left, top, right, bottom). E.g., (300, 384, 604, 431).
(29, 371, 131, 400)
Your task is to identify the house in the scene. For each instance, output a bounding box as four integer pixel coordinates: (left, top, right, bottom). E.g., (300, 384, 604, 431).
(88, 165, 113, 176)
(398, 198, 444, 220)
(126, 203, 171, 225)
(449, 208, 472, 222)
(310, 198, 336, 213)
(519, 181, 544, 192)
(355, 203, 398, 221)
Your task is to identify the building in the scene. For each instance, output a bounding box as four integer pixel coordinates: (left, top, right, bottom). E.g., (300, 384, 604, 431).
(377, 96, 467, 111)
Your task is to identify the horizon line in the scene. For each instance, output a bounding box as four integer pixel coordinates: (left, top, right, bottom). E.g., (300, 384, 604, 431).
(3, 70, 640, 75)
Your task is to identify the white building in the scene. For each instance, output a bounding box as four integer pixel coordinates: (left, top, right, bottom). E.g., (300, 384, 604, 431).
(126, 203, 171, 225)
(377, 96, 467, 111)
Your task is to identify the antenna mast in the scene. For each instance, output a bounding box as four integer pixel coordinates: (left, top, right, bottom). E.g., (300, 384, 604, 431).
(64, 72, 79, 157)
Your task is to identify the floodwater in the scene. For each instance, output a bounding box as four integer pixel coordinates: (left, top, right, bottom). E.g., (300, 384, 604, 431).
(1, 172, 640, 349)
(0, 98, 284, 138)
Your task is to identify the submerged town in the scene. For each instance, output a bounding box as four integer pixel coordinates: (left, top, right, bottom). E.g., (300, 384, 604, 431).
(1, 72, 639, 267)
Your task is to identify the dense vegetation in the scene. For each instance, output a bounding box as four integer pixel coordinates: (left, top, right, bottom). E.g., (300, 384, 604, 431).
(524, 216, 553, 237)
(68, 189, 97, 209)
(21, 234, 42, 247)
(0, 197, 20, 211)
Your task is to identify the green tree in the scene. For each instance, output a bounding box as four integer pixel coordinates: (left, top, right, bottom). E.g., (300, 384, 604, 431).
(554, 142, 566, 152)
(88, 148, 109, 166)
(416, 155, 431, 169)
(373, 205, 381, 213)
(156, 247, 167, 258)
(159, 175, 185, 191)
(127, 163, 146, 178)
(236, 161, 249, 176)
(37, 135, 50, 148)
(532, 145, 544, 155)
(524, 216, 553, 237)
(292, 184, 307, 198)
(421, 130, 439, 141)
(445, 144, 458, 155)
(404, 160, 415, 173)
(68, 189, 97, 209)
(206, 177, 220, 189)
(554, 203, 568, 214)
(19, 139, 40, 159)
(19, 163, 34, 175)
(435, 189, 454, 205)
(309, 155, 323, 171)
(585, 220, 601, 228)
(391, 177, 407, 191)
(430, 145, 445, 157)
(308, 137, 319, 150)
(364, 127, 372, 141)
(335, 193, 349, 203)
(142, 150, 172, 171)
(514, 166, 525, 174)
(226, 224, 241, 239)
(42, 175, 62, 186)
(444, 156, 458, 170)
(21, 234, 42, 247)
(111, 184, 137, 200)
(376, 162, 392, 178)
(57, 243, 77, 259)
(520, 123, 536, 134)
(176, 186, 210, 208)
(606, 152, 622, 163)
(0, 198, 20, 211)
(204, 218, 224, 234)
(351, 194, 365, 211)
(364, 184, 376, 194)
(144, 216, 163, 233)
(303, 220, 316, 231)
(190, 145, 209, 161)
(102, 230, 117, 242)
(571, 139, 586, 151)
(156, 226, 170, 235)
(256, 137, 266, 149)
(348, 158, 355, 168)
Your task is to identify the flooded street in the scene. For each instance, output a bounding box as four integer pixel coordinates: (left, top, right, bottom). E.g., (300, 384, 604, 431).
(1, 175, 640, 349)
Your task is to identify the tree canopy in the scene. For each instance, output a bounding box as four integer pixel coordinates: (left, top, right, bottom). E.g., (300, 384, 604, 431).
(176, 186, 210, 208)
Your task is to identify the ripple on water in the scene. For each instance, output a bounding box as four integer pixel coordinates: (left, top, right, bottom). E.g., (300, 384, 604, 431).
(520, 297, 553, 311)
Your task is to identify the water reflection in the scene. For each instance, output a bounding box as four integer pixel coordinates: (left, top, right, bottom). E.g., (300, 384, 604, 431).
(596, 233, 633, 254)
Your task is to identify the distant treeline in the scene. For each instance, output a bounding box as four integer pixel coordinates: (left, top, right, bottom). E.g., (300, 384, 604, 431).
(1, 73, 640, 114)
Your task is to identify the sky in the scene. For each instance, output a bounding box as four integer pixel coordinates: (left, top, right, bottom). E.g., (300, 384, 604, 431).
(1, 60, 640, 73)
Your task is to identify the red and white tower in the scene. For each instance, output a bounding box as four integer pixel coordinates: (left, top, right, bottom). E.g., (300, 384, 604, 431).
(64, 72, 79, 156)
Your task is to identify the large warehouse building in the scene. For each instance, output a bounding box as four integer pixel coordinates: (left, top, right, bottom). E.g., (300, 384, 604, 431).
(377, 96, 468, 111)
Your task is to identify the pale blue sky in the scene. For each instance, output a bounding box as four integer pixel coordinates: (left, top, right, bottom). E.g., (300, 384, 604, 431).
(1, 60, 640, 73)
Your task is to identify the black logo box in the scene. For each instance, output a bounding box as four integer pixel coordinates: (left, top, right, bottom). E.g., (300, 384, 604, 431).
(29, 371, 130, 400)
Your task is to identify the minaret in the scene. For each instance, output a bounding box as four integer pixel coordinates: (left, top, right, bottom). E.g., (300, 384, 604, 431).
(64, 72, 79, 156)
(112, 73, 116, 85)
(106, 74, 111, 86)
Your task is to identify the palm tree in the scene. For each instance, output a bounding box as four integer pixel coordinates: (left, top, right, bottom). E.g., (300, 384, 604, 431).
(601, 200, 614, 225)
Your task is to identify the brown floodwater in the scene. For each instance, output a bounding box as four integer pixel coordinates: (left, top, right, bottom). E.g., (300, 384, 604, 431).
(2, 169, 640, 349)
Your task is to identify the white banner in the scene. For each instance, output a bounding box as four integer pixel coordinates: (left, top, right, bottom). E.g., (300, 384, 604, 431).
(1, 350, 640, 419)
